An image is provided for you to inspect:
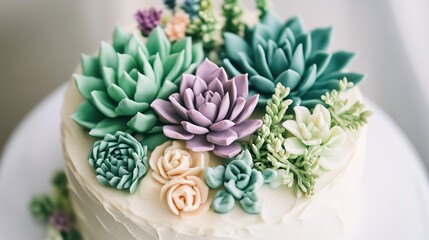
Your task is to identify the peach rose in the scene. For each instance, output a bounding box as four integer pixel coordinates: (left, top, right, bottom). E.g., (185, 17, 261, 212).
(149, 141, 206, 184)
(160, 176, 209, 216)
(164, 11, 190, 42)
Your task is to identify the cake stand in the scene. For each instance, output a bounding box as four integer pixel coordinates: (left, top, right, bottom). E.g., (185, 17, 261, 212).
(0, 85, 428, 240)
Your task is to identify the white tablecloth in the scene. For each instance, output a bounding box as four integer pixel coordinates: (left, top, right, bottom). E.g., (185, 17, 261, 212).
(0, 86, 428, 239)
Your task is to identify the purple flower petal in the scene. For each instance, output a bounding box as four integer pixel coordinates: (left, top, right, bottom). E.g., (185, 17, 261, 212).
(169, 93, 188, 120)
(192, 76, 208, 96)
(207, 129, 238, 146)
(195, 94, 205, 109)
(207, 78, 224, 96)
(229, 97, 246, 121)
(151, 99, 181, 124)
(181, 121, 209, 134)
(180, 74, 196, 96)
(224, 80, 237, 109)
(207, 68, 228, 84)
(210, 92, 222, 106)
(216, 92, 230, 122)
(183, 88, 195, 110)
(196, 58, 219, 81)
(198, 102, 217, 122)
(234, 74, 249, 98)
(234, 95, 259, 124)
(164, 125, 194, 140)
(231, 119, 262, 139)
(210, 119, 235, 132)
(213, 143, 241, 158)
(188, 109, 212, 127)
(186, 134, 215, 152)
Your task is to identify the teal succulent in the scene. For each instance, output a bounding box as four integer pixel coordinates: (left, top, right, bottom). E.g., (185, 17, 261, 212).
(222, 12, 364, 109)
(72, 26, 204, 148)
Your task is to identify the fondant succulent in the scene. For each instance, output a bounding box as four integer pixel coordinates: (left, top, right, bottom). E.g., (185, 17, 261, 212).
(72, 26, 204, 147)
(222, 11, 364, 109)
(151, 59, 262, 158)
(135, 8, 163, 36)
(205, 150, 264, 214)
(88, 131, 148, 194)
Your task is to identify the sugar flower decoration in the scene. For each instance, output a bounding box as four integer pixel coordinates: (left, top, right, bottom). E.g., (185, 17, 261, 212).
(149, 140, 206, 184)
(283, 104, 346, 169)
(165, 12, 190, 42)
(72, 26, 204, 149)
(205, 150, 264, 214)
(151, 59, 262, 158)
(222, 11, 364, 109)
(135, 8, 163, 36)
(88, 131, 148, 194)
(160, 176, 209, 216)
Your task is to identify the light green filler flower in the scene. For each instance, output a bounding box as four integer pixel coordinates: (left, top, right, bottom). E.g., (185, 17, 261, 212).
(72, 26, 204, 149)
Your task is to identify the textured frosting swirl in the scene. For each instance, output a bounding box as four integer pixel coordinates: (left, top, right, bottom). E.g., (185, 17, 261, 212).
(149, 140, 206, 184)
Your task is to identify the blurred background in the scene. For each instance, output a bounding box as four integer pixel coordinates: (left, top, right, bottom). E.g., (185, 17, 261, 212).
(0, 0, 428, 171)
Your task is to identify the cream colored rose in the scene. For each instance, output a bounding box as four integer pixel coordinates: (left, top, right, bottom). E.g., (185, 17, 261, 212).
(149, 141, 206, 184)
(161, 176, 209, 216)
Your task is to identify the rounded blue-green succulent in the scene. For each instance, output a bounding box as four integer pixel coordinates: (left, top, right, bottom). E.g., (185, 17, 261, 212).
(205, 149, 264, 214)
(72, 26, 204, 149)
(88, 131, 148, 194)
(222, 11, 364, 109)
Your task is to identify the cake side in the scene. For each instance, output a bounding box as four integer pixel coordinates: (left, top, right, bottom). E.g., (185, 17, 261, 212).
(61, 79, 367, 240)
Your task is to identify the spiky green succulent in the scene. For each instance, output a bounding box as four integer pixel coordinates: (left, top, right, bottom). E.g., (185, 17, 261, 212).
(222, 12, 364, 109)
(72, 27, 204, 148)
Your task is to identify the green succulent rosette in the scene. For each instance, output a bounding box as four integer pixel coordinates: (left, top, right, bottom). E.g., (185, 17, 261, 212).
(88, 131, 148, 194)
(222, 11, 364, 108)
(72, 26, 204, 148)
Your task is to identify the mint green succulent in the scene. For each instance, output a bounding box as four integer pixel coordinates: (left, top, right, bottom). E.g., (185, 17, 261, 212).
(205, 150, 264, 214)
(222, 11, 364, 109)
(72, 26, 204, 148)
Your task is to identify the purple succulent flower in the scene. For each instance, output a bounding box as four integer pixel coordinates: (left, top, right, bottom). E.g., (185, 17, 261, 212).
(49, 210, 72, 232)
(151, 59, 262, 158)
(135, 8, 163, 36)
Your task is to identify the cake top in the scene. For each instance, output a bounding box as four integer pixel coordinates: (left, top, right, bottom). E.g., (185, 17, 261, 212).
(70, 0, 370, 218)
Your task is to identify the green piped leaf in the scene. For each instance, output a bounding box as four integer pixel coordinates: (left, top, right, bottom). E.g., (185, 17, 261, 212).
(211, 190, 235, 214)
(91, 90, 118, 118)
(284, 16, 303, 36)
(81, 54, 100, 77)
(275, 69, 301, 90)
(223, 59, 242, 77)
(140, 133, 169, 151)
(156, 80, 178, 99)
(322, 51, 356, 76)
(249, 75, 275, 94)
(107, 83, 128, 103)
(102, 67, 116, 87)
(164, 51, 185, 82)
(152, 54, 163, 85)
(224, 33, 251, 63)
(192, 42, 205, 65)
(146, 27, 171, 60)
(89, 118, 129, 137)
(319, 72, 365, 86)
(140, 53, 156, 83)
(117, 54, 137, 75)
(99, 42, 118, 69)
(296, 34, 312, 60)
(74, 74, 104, 99)
(171, 38, 192, 68)
(127, 112, 157, 133)
(261, 12, 282, 36)
(118, 72, 137, 98)
(290, 44, 305, 76)
(124, 34, 144, 59)
(71, 101, 104, 129)
(309, 52, 331, 77)
(255, 45, 273, 80)
(310, 27, 332, 55)
(297, 64, 317, 94)
(134, 73, 158, 102)
(115, 99, 149, 116)
(270, 48, 289, 78)
(112, 26, 131, 52)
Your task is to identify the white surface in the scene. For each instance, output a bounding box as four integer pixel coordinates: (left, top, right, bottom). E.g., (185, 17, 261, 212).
(0, 86, 428, 240)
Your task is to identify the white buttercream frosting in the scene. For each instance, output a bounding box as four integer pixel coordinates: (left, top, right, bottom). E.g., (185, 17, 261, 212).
(61, 80, 367, 240)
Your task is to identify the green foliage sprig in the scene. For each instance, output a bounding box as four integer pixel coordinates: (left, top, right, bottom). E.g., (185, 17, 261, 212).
(186, 0, 217, 51)
(30, 171, 82, 240)
(256, 0, 271, 19)
(322, 78, 372, 130)
(249, 83, 318, 197)
(222, 0, 244, 35)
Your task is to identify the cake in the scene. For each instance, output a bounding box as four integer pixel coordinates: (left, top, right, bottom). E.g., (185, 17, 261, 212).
(32, 1, 371, 239)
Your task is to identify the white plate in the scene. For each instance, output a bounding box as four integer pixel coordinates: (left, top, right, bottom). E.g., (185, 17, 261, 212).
(1, 86, 428, 239)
